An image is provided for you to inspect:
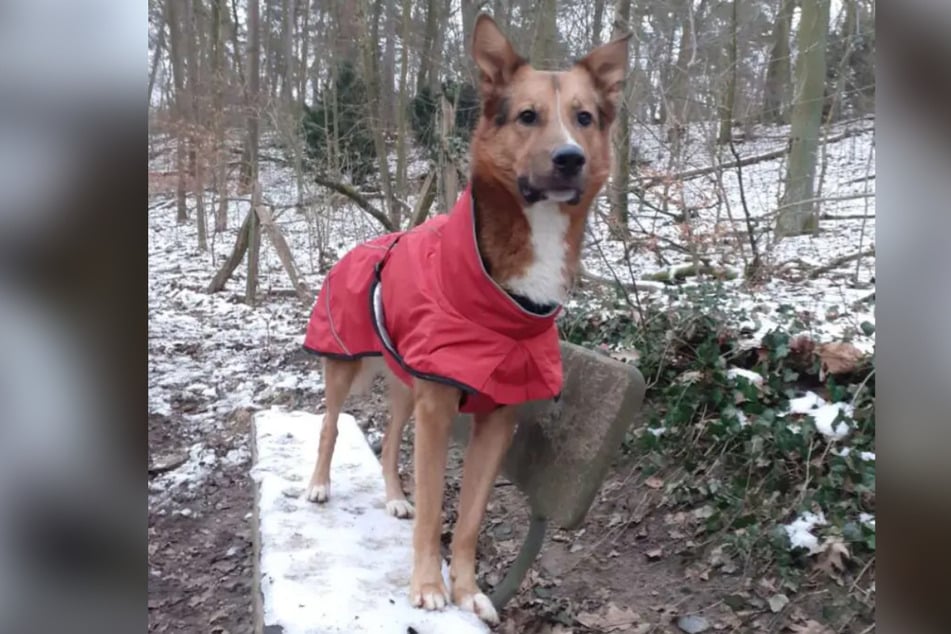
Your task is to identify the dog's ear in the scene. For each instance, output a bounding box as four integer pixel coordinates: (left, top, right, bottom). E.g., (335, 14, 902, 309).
(575, 33, 631, 126)
(472, 14, 525, 99)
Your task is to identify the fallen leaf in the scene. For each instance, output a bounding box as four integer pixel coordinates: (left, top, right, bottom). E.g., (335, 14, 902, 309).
(817, 342, 864, 376)
(815, 537, 851, 576)
(784, 619, 834, 633)
(576, 602, 642, 631)
(768, 593, 789, 613)
(677, 614, 711, 633)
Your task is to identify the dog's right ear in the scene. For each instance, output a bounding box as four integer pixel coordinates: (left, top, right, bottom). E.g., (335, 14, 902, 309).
(472, 14, 525, 98)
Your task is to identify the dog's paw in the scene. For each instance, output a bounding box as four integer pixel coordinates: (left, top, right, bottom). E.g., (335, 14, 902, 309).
(306, 483, 330, 503)
(411, 581, 450, 611)
(385, 498, 415, 519)
(456, 592, 499, 625)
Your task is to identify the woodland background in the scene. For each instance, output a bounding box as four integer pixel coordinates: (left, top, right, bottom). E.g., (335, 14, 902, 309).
(148, 1, 876, 632)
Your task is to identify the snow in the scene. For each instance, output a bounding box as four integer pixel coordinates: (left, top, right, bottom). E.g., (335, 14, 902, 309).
(251, 408, 489, 634)
(784, 511, 828, 555)
(786, 391, 853, 440)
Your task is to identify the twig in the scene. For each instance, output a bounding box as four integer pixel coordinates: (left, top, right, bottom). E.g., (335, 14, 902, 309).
(807, 248, 875, 279)
(312, 173, 396, 232)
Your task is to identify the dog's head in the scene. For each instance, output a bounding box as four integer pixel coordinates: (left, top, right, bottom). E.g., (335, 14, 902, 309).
(470, 14, 630, 209)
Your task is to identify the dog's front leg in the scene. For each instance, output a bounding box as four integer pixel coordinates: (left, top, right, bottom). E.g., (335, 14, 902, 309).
(409, 380, 460, 611)
(449, 405, 517, 625)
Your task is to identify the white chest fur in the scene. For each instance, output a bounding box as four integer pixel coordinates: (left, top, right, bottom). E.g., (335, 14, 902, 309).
(503, 201, 570, 306)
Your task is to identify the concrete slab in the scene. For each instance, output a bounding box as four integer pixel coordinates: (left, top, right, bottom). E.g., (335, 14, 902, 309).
(452, 341, 646, 529)
(251, 408, 489, 634)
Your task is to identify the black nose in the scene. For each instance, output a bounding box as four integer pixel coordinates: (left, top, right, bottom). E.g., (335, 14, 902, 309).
(551, 145, 586, 175)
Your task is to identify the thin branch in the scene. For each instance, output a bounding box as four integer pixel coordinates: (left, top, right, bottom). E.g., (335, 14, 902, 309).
(312, 173, 396, 232)
(807, 248, 875, 279)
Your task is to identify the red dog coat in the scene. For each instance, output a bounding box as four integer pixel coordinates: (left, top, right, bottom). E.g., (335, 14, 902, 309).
(302, 185, 563, 414)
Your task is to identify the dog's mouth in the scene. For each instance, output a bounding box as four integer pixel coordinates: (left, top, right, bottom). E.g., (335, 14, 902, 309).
(517, 176, 581, 206)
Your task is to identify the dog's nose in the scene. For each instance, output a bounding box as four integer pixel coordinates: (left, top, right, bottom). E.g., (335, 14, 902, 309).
(551, 145, 586, 175)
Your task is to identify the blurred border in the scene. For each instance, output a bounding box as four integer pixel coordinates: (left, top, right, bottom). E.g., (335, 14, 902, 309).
(0, 1, 145, 632)
(877, 1, 951, 632)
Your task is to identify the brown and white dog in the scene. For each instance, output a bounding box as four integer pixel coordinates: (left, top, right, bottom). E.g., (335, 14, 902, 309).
(304, 14, 629, 625)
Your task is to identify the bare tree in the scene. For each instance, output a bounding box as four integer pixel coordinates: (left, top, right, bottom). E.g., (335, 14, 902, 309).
(185, 0, 208, 251)
(148, 1, 167, 106)
(590, 0, 605, 48)
(166, 0, 190, 223)
(531, 0, 559, 66)
(394, 0, 414, 199)
(763, 0, 794, 123)
(212, 0, 229, 231)
(609, 0, 633, 234)
(775, 0, 830, 238)
(358, 0, 399, 226)
(717, 0, 738, 144)
(246, 0, 262, 303)
(417, 0, 439, 94)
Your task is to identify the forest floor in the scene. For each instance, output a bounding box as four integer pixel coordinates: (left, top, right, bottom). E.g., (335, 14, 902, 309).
(148, 118, 876, 633)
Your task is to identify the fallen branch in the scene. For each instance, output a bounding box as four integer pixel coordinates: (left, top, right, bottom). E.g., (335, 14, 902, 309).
(642, 263, 740, 283)
(807, 247, 875, 279)
(634, 126, 873, 188)
(578, 267, 666, 293)
(207, 211, 252, 293)
(410, 171, 437, 227)
(255, 201, 312, 304)
(312, 174, 396, 232)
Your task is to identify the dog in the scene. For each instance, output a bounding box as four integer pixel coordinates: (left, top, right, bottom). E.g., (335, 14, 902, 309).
(301, 14, 629, 625)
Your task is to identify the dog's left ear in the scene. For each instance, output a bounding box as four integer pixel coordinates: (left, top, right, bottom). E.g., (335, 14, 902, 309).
(575, 33, 632, 125)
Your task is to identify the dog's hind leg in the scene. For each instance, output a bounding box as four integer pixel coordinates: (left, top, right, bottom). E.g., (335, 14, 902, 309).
(449, 405, 517, 625)
(381, 374, 415, 518)
(306, 357, 361, 503)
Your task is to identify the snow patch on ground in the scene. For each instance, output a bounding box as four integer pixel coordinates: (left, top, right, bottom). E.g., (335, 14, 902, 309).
(786, 391, 853, 440)
(252, 408, 489, 634)
(784, 511, 828, 555)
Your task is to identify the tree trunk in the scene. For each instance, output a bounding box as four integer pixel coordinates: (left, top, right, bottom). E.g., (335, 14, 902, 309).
(531, 0, 558, 67)
(609, 0, 633, 234)
(591, 0, 605, 48)
(381, 0, 397, 128)
(207, 211, 251, 293)
(763, 0, 794, 123)
(166, 0, 189, 223)
(775, 0, 830, 238)
(825, 0, 857, 123)
(185, 0, 207, 251)
(241, 0, 261, 194)
(667, 0, 705, 128)
(717, 0, 738, 144)
(148, 11, 167, 106)
(461, 0, 481, 82)
(213, 0, 229, 232)
(298, 0, 310, 110)
(416, 0, 438, 94)
(358, 0, 398, 226)
(245, 0, 261, 306)
(429, 0, 449, 93)
(394, 0, 413, 198)
(281, 0, 296, 104)
(439, 95, 458, 212)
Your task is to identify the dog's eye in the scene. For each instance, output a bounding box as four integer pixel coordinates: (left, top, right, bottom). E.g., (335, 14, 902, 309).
(576, 111, 594, 127)
(517, 109, 538, 125)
